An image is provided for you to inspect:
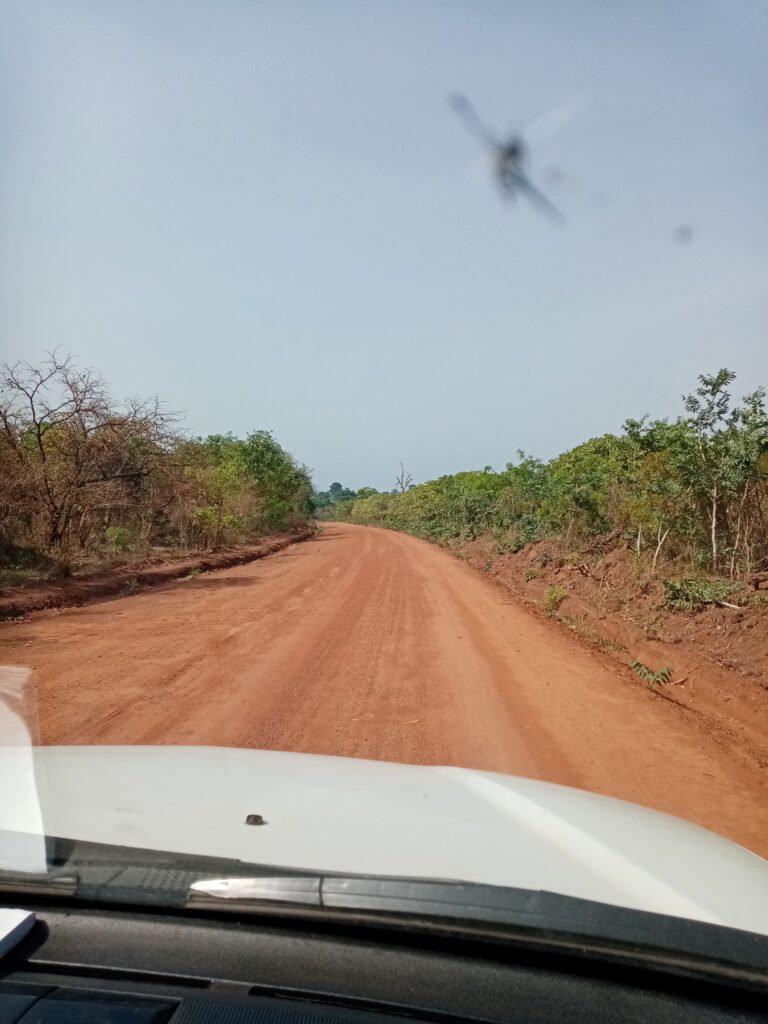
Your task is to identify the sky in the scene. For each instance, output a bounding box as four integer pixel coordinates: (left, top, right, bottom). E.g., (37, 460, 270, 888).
(1, 1, 766, 492)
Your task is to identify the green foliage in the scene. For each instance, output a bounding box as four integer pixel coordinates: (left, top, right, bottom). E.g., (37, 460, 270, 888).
(664, 577, 740, 611)
(105, 526, 131, 552)
(631, 661, 673, 687)
(543, 585, 567, 615)
(626, 370, 768, 573)
(338, 369, 768, 583)
(186, 568, 201, 580)
(524, 567, 538, 581)
(179, 431, 311, 548)
(542, 435, 634, 536)
(339, 468, 507, 540)
(312, 481, 360, 515)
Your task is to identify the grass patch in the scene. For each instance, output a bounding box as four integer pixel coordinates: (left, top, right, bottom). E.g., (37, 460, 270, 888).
(0, 569, 41, 589)
(543, 585, 567, 615)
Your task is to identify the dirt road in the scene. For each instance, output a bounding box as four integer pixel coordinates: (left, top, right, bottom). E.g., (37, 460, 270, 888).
(2, 523, 767, 855)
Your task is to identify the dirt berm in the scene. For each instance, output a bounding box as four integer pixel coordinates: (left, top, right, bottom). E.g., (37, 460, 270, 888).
(0, 529, 314, 620)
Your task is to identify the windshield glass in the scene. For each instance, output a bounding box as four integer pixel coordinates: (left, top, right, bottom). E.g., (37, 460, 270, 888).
(1, 1, 767, 943)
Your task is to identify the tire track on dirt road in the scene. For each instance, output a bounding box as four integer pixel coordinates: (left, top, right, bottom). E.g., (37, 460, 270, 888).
(2, 523, 767, 856)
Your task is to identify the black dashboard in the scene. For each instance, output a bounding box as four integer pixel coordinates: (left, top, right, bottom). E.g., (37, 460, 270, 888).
(1, 902, 767, 1024)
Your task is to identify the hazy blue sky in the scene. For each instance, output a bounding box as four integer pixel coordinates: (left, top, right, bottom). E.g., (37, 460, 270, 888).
(1, 1, 766, 491)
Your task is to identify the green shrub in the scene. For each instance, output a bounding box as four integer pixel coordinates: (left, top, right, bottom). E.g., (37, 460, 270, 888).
(524, 567, 538, 582)
(105, 526, 131, 552)
(664, 577, 739, 611)
(543, 585, 567, 615)
(339, 369, 768, 582)
(631, 660, 673, 687)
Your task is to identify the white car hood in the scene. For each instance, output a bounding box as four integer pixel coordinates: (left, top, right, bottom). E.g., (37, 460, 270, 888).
(1, 744, 767, 937)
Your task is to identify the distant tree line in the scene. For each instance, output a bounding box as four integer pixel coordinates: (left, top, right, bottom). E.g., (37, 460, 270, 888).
(311, 481, 379, 517)
(0, 353, 312, 570)
(338, 370, 768, 581)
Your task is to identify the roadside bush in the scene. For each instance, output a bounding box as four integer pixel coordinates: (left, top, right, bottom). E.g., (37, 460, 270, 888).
(664, 577, 740, 611)
(105, 526, 132, 552)
(630, 661, 673, 687)
(543, 585, 567, 615)
(0, 354, 313, 571)
(338, 368, 768, 585)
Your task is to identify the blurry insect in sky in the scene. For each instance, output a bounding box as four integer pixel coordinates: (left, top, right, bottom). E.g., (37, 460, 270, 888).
(673, 225, 694, 244)
(449, 93, 583, 223)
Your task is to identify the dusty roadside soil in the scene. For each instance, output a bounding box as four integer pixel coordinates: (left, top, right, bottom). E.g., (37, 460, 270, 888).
(0, 530, 313, 619)
(452, 534, 768, 764)
(1, 523, 767, 857)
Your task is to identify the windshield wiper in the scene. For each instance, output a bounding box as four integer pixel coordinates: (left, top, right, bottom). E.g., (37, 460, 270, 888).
(0, 870, 78, 897)
(186, 873, 768, 983)
(190, 876, 321, 905)
(3, 832, 768, 982)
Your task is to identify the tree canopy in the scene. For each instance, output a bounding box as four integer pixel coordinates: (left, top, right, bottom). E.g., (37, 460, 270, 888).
(337, 370, 768, 579)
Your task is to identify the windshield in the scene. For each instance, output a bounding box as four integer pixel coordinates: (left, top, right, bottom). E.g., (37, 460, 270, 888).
(1, 1, 767, 945)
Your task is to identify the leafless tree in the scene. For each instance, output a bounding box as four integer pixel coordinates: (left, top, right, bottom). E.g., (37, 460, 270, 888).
(0, 351, 177, 550)
(395, 462, 413, 493)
